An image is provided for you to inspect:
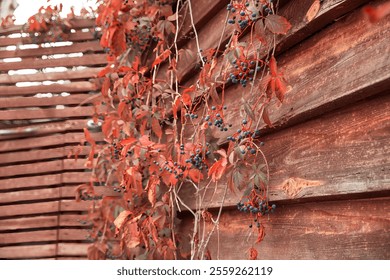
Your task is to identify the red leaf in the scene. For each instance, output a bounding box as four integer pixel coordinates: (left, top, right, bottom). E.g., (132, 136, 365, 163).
(249, 247, 258, 260)
(83, 128, 96, 146)
(181, 93, 192, 107)
(151, 118, 163, 139)
(275, 77, 287, 102)
(265, 14, 291, 34)
(147, 177, 159, 207)
(187, 169, 203, 183)
(101, 77, 110, 98)
(152, 49, 171, 68)
(363, 2, 390, 23)
(262, 107, 273, 128)
(114, 210, 132, 230)
(269, 56, 278, 77)
(208, 149, 228, 182)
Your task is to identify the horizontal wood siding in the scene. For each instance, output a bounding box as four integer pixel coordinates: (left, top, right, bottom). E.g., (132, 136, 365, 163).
(0, 20, 103, 259)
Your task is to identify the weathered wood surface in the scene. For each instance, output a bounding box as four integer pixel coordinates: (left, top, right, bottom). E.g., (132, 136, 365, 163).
(0, 172, 92, 191)
(0, 120, 92, 140)
(0, 105, 98, 120)
(178, 197, 390, 259)
(0, 31, 98, 47)
(0, 159, 92, 178)
(0, 243, 90, 259)
(0, 41, 102, 59)
(1, 185, 117, 205)
(0, 200, 93, 218)
(0, 67, 102, 84)
(0, 215, 58, 231)
(0, 18, 97, 36)
(0, 93, 100, 109)
(184, 1, 390, 145)
(0, 132, 101, 152)
(0, 229, 90, 245)
(179, 94, 390, 209)
(0, 244, 57, 259)
(0, 53, 106, 71)
(167, 0, 370, 84)
(0, 146, 91, 164)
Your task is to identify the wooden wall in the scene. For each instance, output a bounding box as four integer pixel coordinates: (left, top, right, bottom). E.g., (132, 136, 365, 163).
(0, 0, 389, 260)
(0, 19, 105, 259)
(175, 0, 390, 259)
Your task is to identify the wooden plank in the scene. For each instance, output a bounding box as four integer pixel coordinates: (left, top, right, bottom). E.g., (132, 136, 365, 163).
(0, 31, 98, 47)
(0, 173, 92, 191)
(0, 53, 106, 72)
(59, 229, 90, 241)
(0, 18, 97, 36)
(0, 119, 90, 140)
(0, 67, 102, 84)
(0, 201, 59, 218)
(59, 214, 90, 227)
(0, 146, 91, 165)
(177, 0, 230, 43)
(0, 105, 97, 120)
(172, 0, 370, 85)
(57, 243, 90, 256)
(0, 216, 58, 231)
(184, 0, 390, 145)
(0, 230, 58, 245)
(60, 200, 94, 212)
(0, 159, 91, 178)
(0, 188, 60, 204)
(179, 94, 390, 209)
(178, 197, 390, 259)
(0, 41, 102, 59)
(1, 185, 117, 205)
(0, 132, 101, 152)
(0, 93, 101, 109)
(0, 244, 56, 259)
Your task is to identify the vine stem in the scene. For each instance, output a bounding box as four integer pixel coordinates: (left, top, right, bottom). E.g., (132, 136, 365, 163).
(187, 0, 204, 67)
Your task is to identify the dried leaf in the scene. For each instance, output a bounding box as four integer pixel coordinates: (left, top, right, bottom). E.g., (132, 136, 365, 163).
(249, 247, 258, 260)
(151, 118, 162, 139)
(242, 98, 256, 122)
(262, 107, 273, 128)
(305, 0, 321, 22)
(152, 49, 171, 68)
(265, 14, 292, 34)
(114, 210, 132, 230)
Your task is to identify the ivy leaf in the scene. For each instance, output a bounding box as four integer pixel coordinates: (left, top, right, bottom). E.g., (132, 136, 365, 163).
(265, 14, 291, 34)
(242, 98, 256, 122)
(262, 106, 273, 128)
(151, 118, 162, 139)
(152, 49, 171, 68)
(208, 149, 228, 182)
(114, 210, 132, 230)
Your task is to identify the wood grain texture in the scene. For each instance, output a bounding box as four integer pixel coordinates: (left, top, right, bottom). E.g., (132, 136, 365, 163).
(0, 67, 102, 84)
(179, 94, 390, 209)
(178, 197, 390, 259)
(0, 18, 97, 36)
(176, 0, 370, 85)
(0, 93, 100, 109)
(0, 201, 59, 218)
(0, 172, 92, 191)
(0, 105, 98, 120)
(57, 243, 90, 256)
(184, 0, 390, 145)
(0, 159, 92, 178)
(0, 41, 102, 59)
(0, 132, 101, 152)
(0, 244, 56, 259)
(0, 31, 97, 47)
(0, 146, 92, 165)
(0, 119, 91, 140)
(0, 215, 58, 231)
(0, 53, 106, 72)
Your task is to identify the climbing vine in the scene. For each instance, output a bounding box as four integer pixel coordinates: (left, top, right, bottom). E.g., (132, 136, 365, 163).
(20, 0, 292, 260)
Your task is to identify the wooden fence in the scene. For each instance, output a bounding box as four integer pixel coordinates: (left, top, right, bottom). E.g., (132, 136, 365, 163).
(173, 0, 390, 259)
(0, 18, 106, 259)
(0, 0, 389, 260)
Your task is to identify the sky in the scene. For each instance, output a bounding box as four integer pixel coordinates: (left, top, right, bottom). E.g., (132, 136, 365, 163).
(13, 0, 98, 24)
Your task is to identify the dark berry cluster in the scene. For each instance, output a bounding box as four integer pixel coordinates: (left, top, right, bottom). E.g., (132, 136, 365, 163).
(153, 159, 185, 179)
(237, 200, 276, 215)
(185, 148, 209, 171)
(203, 105, 233, 132)
(226, 1, 274, 30)
(227, 58, 264, 87)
